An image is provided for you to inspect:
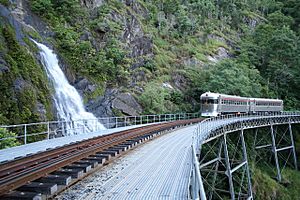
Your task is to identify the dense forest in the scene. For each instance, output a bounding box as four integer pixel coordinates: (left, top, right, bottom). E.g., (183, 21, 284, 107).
(0, 0, 300, 199)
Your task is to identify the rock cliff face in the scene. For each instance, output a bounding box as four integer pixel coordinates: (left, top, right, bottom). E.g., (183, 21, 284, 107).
(0, 1, 54, 124)
(0, 0, 233, 124)
(0, 0, 149, 123)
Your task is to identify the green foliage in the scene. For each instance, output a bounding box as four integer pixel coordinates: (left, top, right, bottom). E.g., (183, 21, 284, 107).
(267, 11, 294, 27)
(186, 59, 264, 103)
(29, 0, 130, 88)
(238, 10, 300, 109)
(0, 25, 53, 124)
(0, 128, 20, 149)
(252, 167, 290, 200)
(0, 0, 10, 7)
(251, 163, 300, 200)
(27, 0, 300, 117)
(279, 0, 300, 32)
(31, 0, 54, 17)
(139, 82, 171, 114)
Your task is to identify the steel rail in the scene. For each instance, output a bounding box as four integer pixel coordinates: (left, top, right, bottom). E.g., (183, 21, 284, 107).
(0, 118, 202, 196)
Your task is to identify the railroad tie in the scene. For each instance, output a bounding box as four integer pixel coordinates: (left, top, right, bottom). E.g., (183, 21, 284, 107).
(0, 191, 42, 200)
(37, 174, 71, 186)
(94, 153, 112, 160)
(101, 150, 119, 157)
(52, 168, 84, 179)
(118, 144, 132, 149)
(63, 164, 92, 173)
(74, 160, 99, 168)
(17, 182, 57, 195)
(86, 156, 106, 164)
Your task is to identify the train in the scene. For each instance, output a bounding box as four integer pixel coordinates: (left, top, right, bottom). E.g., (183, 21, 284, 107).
(200, 92, 283, 117)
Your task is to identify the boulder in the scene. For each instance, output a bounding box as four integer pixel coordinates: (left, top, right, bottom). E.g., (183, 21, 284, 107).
(86, 89, 143, 117)
(112, 93, 142, 116)
(75, 78, 96, 96)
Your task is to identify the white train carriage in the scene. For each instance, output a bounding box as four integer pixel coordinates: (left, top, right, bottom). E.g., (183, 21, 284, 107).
(200, 92, 283, 117)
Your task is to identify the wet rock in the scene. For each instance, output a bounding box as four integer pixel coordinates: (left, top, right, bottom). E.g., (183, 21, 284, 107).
(86, 88, 117, 118)
(123, 0, 148, 18)
(130, 36, 153, 59)
(75, 78, 96, 96)
(0, 4, 25, 44)
(13, 78, 27, 92)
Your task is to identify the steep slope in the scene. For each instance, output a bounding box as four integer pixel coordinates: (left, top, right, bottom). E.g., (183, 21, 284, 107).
(1, 1, 300, 199)
(0, 0, 300, 121)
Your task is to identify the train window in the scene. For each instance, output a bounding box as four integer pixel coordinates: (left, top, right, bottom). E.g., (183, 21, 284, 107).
(209, 99, 218, 104)
(201, 99, 218, 104)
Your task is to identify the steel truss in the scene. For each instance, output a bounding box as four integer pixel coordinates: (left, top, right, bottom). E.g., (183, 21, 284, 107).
(199, 128, 253, 199)
(253, 121, 298, 181)
(193, 113, 300, 200)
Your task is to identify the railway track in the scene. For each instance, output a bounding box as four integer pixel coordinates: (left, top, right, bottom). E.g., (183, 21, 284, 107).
(0, 118, 202, 200)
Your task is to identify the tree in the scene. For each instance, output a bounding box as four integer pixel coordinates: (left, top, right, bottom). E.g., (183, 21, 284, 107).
(139, 82, 171, 114)
(204, 60, 263, 97)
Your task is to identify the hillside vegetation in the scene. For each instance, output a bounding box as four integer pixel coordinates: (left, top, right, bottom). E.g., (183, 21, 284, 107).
(0, 0, 300, 198)
(28, 0, 300, 111)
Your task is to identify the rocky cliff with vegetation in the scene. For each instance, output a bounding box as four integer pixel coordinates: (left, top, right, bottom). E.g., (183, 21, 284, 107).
(0, 0, 300, 198)
(1, 0, 300, 124)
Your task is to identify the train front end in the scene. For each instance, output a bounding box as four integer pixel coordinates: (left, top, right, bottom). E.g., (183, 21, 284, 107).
(200, 92, 219, 117)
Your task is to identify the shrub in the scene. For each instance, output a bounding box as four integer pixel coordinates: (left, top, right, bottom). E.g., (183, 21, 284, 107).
(0, 128, 20, 149)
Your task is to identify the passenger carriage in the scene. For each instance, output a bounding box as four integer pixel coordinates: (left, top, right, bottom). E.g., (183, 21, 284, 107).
(200, 92, 283, 117)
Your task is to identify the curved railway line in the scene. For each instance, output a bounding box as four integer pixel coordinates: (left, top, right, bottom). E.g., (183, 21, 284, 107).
(0, 118, 202, 200)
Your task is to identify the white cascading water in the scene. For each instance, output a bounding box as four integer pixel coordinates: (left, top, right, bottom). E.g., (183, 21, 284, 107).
(32, 40, 105, 134)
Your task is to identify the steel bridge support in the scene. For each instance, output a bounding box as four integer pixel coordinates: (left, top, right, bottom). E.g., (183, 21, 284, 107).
(223, 128, 253, 200)
(195, 114, 300, 200)
(253, 121, 298, 182)
(199, 128, 253, 199)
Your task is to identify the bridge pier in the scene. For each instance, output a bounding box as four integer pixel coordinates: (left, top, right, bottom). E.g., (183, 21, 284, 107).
(253, 121, 298, 182)
(199, 128, 253, 199)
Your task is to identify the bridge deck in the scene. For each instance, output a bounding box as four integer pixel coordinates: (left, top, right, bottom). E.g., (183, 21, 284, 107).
(57, 125, 197, 200)
(0, 124, 156, 163)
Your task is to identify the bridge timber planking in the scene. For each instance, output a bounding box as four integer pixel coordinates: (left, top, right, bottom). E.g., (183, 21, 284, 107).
(57, 124, 198, 199)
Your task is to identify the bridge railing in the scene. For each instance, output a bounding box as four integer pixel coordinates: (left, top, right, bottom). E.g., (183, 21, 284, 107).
(193, 111, 300, 149)
(0, 113, 200, 148)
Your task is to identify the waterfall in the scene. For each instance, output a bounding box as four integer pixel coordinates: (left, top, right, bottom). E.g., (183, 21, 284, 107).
(32, 40, 105, 134)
